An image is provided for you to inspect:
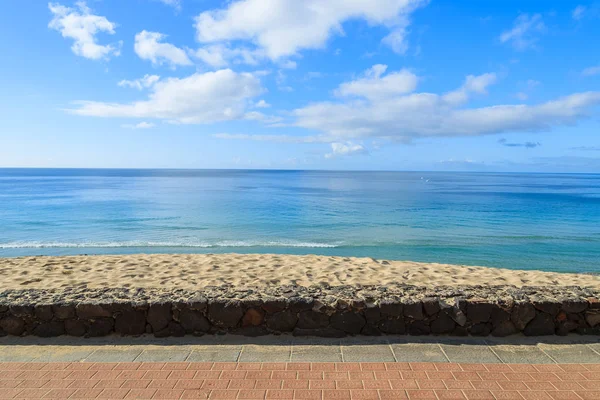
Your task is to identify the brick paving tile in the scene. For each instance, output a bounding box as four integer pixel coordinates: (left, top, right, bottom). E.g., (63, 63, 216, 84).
(1, 362, 600, 399)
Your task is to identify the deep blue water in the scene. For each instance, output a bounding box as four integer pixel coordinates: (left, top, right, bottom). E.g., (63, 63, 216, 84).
(1, 169, 599, 273)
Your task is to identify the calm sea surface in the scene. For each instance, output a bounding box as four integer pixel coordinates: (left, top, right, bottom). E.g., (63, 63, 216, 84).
(0, 169, 599, 273)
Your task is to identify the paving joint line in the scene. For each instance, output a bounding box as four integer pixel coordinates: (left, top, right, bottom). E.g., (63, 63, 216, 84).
(585, 343, 600, 358)
(536, 344, 559, 364)
(486, 345, 505, 364)
(437, 343, 452, 363)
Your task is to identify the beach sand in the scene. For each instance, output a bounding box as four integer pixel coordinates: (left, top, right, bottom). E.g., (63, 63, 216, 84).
(1, 254, 598, 290)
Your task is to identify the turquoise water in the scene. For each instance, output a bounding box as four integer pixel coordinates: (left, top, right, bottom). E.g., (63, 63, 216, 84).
(0, 169, 599, 273)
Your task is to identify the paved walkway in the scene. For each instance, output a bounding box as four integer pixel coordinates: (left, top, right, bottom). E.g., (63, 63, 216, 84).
(1, 361, 599, 399)
(1, 336, 599, 399)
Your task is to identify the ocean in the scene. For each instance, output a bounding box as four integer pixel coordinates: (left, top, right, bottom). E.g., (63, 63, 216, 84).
(0, 168, 598, 273)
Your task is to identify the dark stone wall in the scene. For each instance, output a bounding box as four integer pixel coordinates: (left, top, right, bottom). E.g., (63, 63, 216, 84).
(1, 284, 599, 337)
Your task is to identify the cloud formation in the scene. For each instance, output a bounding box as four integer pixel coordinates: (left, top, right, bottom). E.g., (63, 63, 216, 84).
(582, 65, 600, 77)
(291, 65, 600, 141)
(325, 142, 368, 158)
(69, 69, 263, 124)
(194, 0, 426, 61)
(121, 122, 156, 129)
(134, 30, 192, 68)
(118, 75, 160, 90)
(572, 5, 586, 20)
(48, 2, 120, 60)
(498, 138, 541, 148)
(500, 13, 545, 50)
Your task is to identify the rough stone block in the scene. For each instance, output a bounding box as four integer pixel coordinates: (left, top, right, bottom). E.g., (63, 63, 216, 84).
(87, 318, 114, 337)
(524, 313, 555, 336)
(266, 310, 298, 332)
(53, 305, 75, 320)
(330, 312, 366, 334)
(466, 302, 494, 323)
(208, 299, 244, 328)
(76, 304, 112, 319)
(65, 320, 86, 337)
(115, 310, 146, 335)
(297, 310, 329, 329)
(147, 303, 172, 332)
(179, 309, 211, 332)
(0, 316, 25, 336)
(403, 300, 424, 320)
(511, 303, 536, 330)
(34, 321, 65, 337)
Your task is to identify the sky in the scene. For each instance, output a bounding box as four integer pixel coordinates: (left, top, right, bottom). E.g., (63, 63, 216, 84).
(0, 0, 599, 172)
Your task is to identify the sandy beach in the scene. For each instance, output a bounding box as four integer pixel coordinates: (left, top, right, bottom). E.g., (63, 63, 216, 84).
(1, 253, 598, 290)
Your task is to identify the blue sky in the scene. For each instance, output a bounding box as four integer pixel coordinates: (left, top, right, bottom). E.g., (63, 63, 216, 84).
(1, 0, 599, 171)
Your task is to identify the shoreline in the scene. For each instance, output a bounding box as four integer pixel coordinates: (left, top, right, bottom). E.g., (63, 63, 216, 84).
(1, 253, 599, 290)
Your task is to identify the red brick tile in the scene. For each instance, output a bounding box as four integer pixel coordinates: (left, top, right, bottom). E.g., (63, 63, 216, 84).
(525, 382, 557, 391)
(186, 363, 213, 371)
(336, 363, 362, 372)
(124, 389, 157, 399)
(405, 389, 437, 399)
(152, 389, 185, 399)
(499, 382, 529, 391)
(400, 371, 428, 380)
(374, 371, 401, 380)
(114, 363, 141, 370)
(349, 389, 379, 399)
(175, 380, 204, 390)
(558, 365, 585, 372)
(246, 371, 272, 380)
(219, 371, 247, 380)
(325, 372, 350, 380)
(180, 389, 211, 399)
(389, 379, 418, 390)
(435, 390, 466, 400)
(510, 365, 539, 373)
(425, 371, 454, 380)
(282, 380, 309, 389)
(254, 380, 283, 390)
(16, 388, 50, 398)
(121, 379, 152, 388)
(209, 389, 239, 399)
(43, 379, 75, 389)
(462, 390, 495, 400)
(40, 363, 70, 371)
(0, 388, 25, 399)
(261, 363, 287, 371)
(148, 380, 178, 389)
(16, 379, 50, 388)
(66, 363, 92, 370)
(311, 363, 336, 372)
(435, 364, 462, 372)
(237, 363, 262, 371)
(505, 373, 534, 382)
(360, 363, 386, 371)
(213, 363, 237, 371)
(91, 363, 118, 370)
(410, 363, 436, 371)
(138, 363, 166, 370)
(163, 362, 189, 370)
(483, 365, 513, 373)
(518, 392, 553, 400)
(477, 372, 507, 381)
(550, 382, 583, 391)
(575, 392, 600, 400)
(17, 370, 49, 379)
(294, 389, 322, 399)
(0, 371, 24, 379)
(470, 381, 502, 391)
(237, 389, 267, 399)
(227, 379, 255, 389)
(271, 371, 298, 380)
(265, 389, 293, 399)
(581, 371, 600, 380)
(444, 380, 473, 390)
(286, 363, 310, 371)
(93, 370, 122, 380)
(529, 373, 559, 382)
(385, 363, 411, 371)
(67, 379, 100, 388)
(336, 380, 363, 390)
(309, 380, 336, 389)
(71, 388, 104, 398)
(42, 388, 77, 398)
(168, 370, 197, 380)
(534, 366, 563, 373)
(144, 370, 172, 380)
(66, 370, 98, 380)
(579, 380, 600, 390)
(362, 380, 390, 390)
(546, 392, 584, 400)
(378, 389, 408, 399)
(490, 391, 524, 400)
(460, 364, 485, 372)
(202, 379, 230, 390)
(97, 388, 130, 399)
(452, 372, 481, 381)
(323, 389, 351, 399)
(95, 379, 126, 388)
(583, 365, 600, 371)
(416, 380, 445, 390)
(298, 372, 324, 380)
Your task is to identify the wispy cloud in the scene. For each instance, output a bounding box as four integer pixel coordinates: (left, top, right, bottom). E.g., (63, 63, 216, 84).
(121, 122, 156, 129)
(498, 138, 541, 148)
(569, 146, 600, 151)
(500, 13, 545, 50)
(572, 5, 586, 20)
(582, 65, 600, 77)
(325, 142, 368, 159)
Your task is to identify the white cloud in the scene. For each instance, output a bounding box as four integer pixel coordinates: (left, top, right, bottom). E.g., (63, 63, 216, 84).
(213, 133, 328, 143)
(292, 65, 600, 141)
(134, 30, 192, 68)
(121, 122, 156, 129)
(48, 1, 120, 60)
(158, 0, 181, 10)
(583, 65, 600, 77)
(194, 0, 427, 60)
(118, 74, 160, 90)
(336, 64, 418, 99)
(516, 92, 528, 101)
(500, 13, 545, 50)
(255, 100, 270, 108)
(572, 5, 586, 20)
(193, 44, 265, 68)
(68, 69, 264, 124)
(325, 142, 368, 158)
